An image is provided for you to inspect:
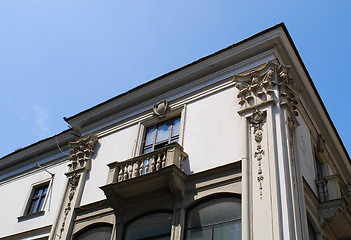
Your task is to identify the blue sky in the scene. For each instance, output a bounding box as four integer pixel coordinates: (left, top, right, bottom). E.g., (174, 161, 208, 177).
(0, 1, 350, 157)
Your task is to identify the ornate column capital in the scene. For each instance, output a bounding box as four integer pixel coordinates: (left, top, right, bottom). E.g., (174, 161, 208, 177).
(67, 134, 98, 174)
(233, 60, 300, 129)
(233, 60, 278, 112)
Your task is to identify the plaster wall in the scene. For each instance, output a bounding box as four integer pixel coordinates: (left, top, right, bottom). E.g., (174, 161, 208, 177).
(183, 86, 245, 174)
(0, 162, 68, 238)
(80, 124, 139, 206)
(295, 114, 317, 195)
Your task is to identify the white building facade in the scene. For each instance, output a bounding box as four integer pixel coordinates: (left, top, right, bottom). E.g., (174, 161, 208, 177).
(0, 23, 350, 240)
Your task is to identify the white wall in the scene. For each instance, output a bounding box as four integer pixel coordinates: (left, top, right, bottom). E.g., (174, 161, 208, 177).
(0, 162, 68, 238)
(295, 114, 318, 195)
(183, 86, 246, 174)
(80, 124, 139, 206)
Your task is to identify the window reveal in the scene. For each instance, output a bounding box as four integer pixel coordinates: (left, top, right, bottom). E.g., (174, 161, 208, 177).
(27, 183, 49, 214)
(142, 117, 181, 154)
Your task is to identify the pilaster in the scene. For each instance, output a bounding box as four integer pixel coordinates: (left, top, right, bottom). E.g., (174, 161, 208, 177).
(49, 134, 98, 240)
(233, 60, 304, 240)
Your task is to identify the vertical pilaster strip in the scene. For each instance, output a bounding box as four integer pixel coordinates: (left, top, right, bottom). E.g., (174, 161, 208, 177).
(233, 60, 303, 240)
(49, 134, 98, 240)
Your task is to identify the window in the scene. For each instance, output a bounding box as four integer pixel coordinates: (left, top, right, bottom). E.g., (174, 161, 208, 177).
(124, 212, 172, 240)
(185, 196, 241, 240)
(142, 116, 181, 154)
(74, 224, 113, 240)
(26, 183, 49, 215)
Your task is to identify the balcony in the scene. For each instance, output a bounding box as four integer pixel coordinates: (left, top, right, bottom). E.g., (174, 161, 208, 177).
(315, 175, 351, 238)
(100, 143, 188, 210)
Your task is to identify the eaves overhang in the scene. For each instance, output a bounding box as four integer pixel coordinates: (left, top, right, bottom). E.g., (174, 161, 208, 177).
(1, 23, 349, 169)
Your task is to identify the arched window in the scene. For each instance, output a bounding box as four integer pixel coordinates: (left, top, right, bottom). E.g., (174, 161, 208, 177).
(74, 224, 113, 240)
(185, 196, 241, 240)
(124, 212, 173, 240)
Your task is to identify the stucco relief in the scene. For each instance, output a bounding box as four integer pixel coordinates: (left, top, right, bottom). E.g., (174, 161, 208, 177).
(233, 60, 278, 110)
(153, 99, 170, 118)
(67, 134, 98, 173)
(59, 174, 80, 239)
(233, 60, 300, 129)
(249, 110, 267, 199)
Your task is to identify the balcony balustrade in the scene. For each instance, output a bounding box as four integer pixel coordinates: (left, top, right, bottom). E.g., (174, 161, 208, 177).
(315, 175, 351, 204)
(106, 142, 187, 185)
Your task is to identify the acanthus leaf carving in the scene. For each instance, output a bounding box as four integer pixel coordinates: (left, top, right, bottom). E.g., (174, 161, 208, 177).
(67, 134, 98, 173)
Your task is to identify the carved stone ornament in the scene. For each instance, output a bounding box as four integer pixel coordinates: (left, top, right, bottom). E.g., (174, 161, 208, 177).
(249, 110, 267, 199)
(317, 133, 326, 153)
(277, 65, 300, 130)
(233, 60, 299, 129)
(59, 174, 80, 239)
(67, 134, 98, 173)
(233, 61, 278, 110)
(153, 99, 169, 117)
(319, 206, 341, 220)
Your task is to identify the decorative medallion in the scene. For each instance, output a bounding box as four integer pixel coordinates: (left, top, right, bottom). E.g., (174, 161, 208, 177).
(249, 110, 266, 199)
(153, 99, 169, 117)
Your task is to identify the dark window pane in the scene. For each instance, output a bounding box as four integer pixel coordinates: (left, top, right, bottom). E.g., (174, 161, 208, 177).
(213, 221, 241, 240)
(124, 212, 172, 240)
(28, 200, 39, 214)
(75, 225, 113, 240)
(185, 227, 212, 240)
(186, 197, 241, 228)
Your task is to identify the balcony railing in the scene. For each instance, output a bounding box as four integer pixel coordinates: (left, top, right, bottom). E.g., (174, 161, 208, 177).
(315, 175, 351, 205)
(106, 142, 187, 184)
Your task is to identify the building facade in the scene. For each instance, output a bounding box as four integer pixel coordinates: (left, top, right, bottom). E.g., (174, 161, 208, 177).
(0, 23, 350, 240)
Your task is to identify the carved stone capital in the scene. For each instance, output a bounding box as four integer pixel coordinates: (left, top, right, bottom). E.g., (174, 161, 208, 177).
(233, 61, 278, 111)
(276, 64, 299, 130)
(67, 134, 98, 173)
(233, 60, 300, 129)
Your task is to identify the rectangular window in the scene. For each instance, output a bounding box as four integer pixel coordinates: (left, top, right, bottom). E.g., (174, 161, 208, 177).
(142, 116, 181, 154)
(26, 183, 49, 215)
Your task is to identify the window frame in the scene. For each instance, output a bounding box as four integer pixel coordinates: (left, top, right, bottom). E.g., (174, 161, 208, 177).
(142, 116, 181, 154)
(19, 178, 53, 220)
(133, 106, 186, 157)
(184, 194, 242, 240)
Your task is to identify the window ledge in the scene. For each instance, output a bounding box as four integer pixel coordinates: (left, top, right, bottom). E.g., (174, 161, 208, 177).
(17, 211, 45, 222)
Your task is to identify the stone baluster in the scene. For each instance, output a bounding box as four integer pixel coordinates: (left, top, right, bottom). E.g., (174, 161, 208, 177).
(156, 154, 161, 170)
(132, 161, 139, 178)
(139, 161, 144, 176)
(150, 157, 155, 172)
(145, 158, 149, 174)
(161, 154, 166, 168)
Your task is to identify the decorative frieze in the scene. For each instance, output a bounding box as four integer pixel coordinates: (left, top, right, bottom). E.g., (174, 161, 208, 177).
(249, 110, 267, 199)
(67, 134, 98, 173)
